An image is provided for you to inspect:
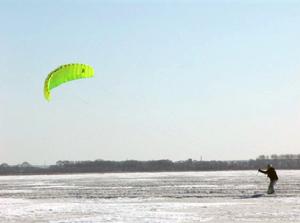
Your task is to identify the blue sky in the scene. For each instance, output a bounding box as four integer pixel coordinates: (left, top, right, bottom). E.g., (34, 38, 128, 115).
(1, 0, 300, 164)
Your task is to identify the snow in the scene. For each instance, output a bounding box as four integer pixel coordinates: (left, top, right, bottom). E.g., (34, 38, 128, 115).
(0, 170, 299, 222)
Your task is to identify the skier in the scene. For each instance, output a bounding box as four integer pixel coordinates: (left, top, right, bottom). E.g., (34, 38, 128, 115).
(258, 164, 278, 194)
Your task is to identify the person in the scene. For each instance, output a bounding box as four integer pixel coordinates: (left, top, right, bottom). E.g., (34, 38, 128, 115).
(258, 164, 278, 194)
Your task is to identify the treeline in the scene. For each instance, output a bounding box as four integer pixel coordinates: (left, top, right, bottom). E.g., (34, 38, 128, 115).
(1, 154, 300, 175)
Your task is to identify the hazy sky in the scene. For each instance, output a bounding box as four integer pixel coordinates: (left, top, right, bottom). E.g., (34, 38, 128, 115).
(1, 0, 300, 165)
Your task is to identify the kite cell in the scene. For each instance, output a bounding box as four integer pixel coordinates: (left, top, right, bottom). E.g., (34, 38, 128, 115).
(44, 63, 94, 101)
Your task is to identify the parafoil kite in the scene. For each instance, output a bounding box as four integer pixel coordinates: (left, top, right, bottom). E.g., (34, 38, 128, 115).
(44, 63, 94, 101)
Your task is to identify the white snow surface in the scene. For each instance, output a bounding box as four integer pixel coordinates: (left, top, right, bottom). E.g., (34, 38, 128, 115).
(0, 170, 299, 223)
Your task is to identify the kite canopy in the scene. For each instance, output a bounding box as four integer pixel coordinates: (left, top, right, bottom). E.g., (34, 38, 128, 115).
(44, 63, 94, 101)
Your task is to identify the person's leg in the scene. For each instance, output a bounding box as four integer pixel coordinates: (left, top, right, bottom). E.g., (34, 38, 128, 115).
(267, 180, 276, 194)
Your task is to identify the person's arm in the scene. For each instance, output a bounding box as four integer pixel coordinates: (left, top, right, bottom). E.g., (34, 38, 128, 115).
(258, 168, 267, 174)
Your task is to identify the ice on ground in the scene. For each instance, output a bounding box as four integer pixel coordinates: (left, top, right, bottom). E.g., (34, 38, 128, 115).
(0, 170, 299, 222)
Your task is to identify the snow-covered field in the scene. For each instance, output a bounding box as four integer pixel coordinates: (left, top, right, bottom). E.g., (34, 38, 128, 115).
(0, 170, 299, 223)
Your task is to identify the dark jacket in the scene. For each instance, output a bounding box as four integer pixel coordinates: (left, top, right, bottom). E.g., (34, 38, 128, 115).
(259, 167, 278, 181)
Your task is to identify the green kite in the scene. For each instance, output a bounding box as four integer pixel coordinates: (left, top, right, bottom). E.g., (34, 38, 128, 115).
(44, 63, 94, 101)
